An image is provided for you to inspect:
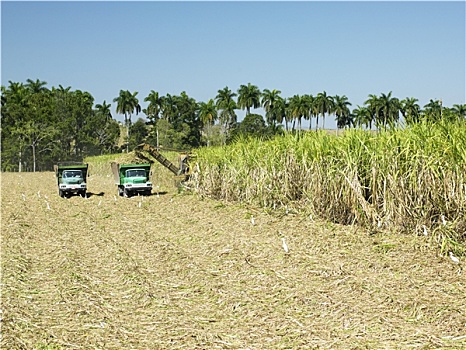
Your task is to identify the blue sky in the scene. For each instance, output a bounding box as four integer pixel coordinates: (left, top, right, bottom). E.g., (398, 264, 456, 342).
(2, 1, 465, 128)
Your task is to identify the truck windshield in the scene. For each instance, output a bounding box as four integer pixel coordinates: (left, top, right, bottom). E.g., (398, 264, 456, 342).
(126, 169, 146, 177)
(63, 170, 83, 178)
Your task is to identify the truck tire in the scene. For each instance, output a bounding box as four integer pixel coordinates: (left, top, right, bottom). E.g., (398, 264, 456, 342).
(59, 189, 64, 198)
(118, 186, 124, 197)
(124, 188, 130, 198)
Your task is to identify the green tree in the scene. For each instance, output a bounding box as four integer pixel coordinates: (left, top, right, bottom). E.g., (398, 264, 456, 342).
(95, 100, 113, 121)
(159, 92, 202, 149)
(261, 89, 284, 127)
(199, 99, 218, 146)
(274, 96, 288, 131)
(154, 118, 190, 150)
(316, 91, 334, 130)
(451, 104, 466, 121)
(1, 82, 29, 170)
(91, 101, 120, 154)
(160, 93, 177, 124)
(352, 106, 372, 129)
(333, 95, 352, 129)
(21, 120, 58, 172)
(237, 83, 261, 115)
(113, 90, 141, 151)
(400, 97, 420, 125)
(364, 94, 380, 129)
(423, 99, 442, 122)
(24, 92, 58, 171)
(71, 90, 96, 157)
(143, 90, 163, 146)
(25, 78, 48, 93)
(2, 79, 119, 169)
(94, 118, 121, 154)
(175, 91, 202, 148)
(234, 113, 267, 138)
(215, 86, 237, 143)
(377, 91, 400, 128)
(128, 118, 149, 149)
(143, 90, 162, 125)
(287, 94, 311, 131)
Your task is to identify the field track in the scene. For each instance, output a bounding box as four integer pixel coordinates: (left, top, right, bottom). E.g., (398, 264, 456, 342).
(1, 172, 465, 349)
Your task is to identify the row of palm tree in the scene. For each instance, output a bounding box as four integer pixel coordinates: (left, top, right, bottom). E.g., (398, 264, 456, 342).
(121, 84, 465, 137)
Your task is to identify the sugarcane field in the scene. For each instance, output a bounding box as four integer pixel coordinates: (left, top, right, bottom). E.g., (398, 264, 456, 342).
(2, 126, 465, 349)
(3, 1, 466, 348)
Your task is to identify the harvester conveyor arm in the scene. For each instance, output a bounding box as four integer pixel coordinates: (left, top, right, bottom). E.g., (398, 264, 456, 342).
(136, 143, 180, 175)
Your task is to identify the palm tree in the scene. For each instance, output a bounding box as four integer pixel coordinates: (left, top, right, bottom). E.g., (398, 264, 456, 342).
(215, 86, 238, 135)
(199, 99, 217, 125)
(401, 97, 420, 125)
(261, 89, 283, 127)
(352, 106, 372, 129)
(95, 100, 112, 121)
(306, 94, 318, 130)
(284, 98, 295, 131)
(199, 99, 217, 146)
(52, 85, 72, 96)
(423, 99, 442, 122)
(378, 91, 400, 128)
(315, 91, 334, 130)
(451, 104, 466, 120)
(160, 93, 177, 124)
(274, 96, 287, 131)
(333, 95, 352, 129)
(301, 94, 314, 130)
(286, 95, 299, 131)
(287, 94, 309, 131)
(143, 90, 163, 147)
(237, 83, 261, 115)
(25, 78, 48, 93)
(113, 90, 141, 151)
(364, 94, 380, 129)
(177, 91, 198, 124)
(5, 81, 28, 106)
(144, 90, 162, 124)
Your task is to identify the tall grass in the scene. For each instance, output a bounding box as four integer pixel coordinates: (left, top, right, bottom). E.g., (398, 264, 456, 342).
(191, 120, 466, 254)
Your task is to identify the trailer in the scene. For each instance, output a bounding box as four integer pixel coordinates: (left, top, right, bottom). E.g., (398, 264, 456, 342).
(54, 163, 88, 198)
(111, 162, 152, 197)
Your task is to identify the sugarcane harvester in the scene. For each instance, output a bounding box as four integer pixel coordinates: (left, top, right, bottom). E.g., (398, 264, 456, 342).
(135, 143, 191, 181)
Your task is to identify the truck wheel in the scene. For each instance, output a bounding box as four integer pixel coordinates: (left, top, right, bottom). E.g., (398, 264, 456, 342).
(59, 189, 64, 198)
(80, 190, 87, 198)
(118, 187, 124, 197)
(124, 188, 130, 198)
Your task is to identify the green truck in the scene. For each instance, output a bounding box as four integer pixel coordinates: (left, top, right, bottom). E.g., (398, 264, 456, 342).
(111, 162, 152, 197)
(54, 163, 89, 198)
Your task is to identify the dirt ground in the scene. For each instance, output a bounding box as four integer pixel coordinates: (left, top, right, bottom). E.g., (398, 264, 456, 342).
(1, 171, 465, 349)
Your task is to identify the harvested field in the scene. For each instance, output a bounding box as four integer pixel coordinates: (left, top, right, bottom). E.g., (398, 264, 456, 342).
(1, 169, 465, 349)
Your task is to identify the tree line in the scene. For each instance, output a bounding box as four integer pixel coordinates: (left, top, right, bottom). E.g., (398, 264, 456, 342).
(2, 79, 465, 171)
